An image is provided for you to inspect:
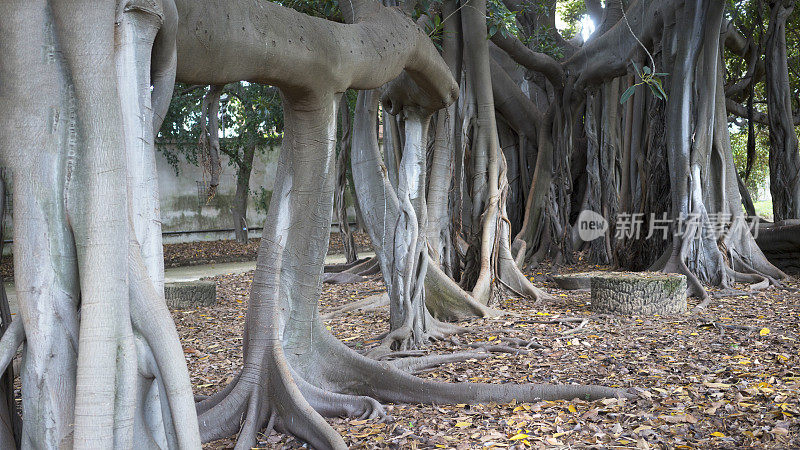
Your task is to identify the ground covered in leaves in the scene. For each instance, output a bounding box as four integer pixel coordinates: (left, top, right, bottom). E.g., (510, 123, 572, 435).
(176, 262, 799, 449)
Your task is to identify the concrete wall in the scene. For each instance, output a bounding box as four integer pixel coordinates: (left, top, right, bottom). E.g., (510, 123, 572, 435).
(1, 140, 357, 248)
(156, 143, 279, 243)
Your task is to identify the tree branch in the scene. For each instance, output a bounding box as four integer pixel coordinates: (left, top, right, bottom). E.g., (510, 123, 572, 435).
(490, 32, 564, 87)
(726, 97, 800, 126)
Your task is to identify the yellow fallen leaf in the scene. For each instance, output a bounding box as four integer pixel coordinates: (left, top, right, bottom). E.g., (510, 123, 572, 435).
(738, 359, 751, 365)
(509, 433, 529, 440)
(455, 421, 472, 428)
(488, 336, 497, 341)
(568, 404, 577, 413)
(760, 328, 770, 336)
(711, 432, 725, 438)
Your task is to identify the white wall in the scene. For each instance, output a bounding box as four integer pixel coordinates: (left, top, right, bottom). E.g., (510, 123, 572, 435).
(155, 143, 279, 242)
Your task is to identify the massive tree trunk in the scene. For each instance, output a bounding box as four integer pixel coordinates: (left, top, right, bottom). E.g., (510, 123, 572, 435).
(651, 0, 784, 299)
(765, 0, 800, 222)
(459, 0, 549, 304)
(0, 1, 199, 447)
(351, 84, 487, 352)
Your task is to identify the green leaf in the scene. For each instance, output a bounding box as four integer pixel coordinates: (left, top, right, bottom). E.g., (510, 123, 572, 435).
(653, 78, 668, 100)
(654, 72, 669, 77)
(648, 82, 663, 100)
(643, 65, 651, 75)
(631, 60, 640, 77)
(620, 85, 636, 104)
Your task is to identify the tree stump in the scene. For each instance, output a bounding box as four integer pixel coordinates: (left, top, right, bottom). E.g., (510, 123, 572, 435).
(551, 272, 604, 290)
(591, 272, 687, 315)
(164, 281, 217, 309)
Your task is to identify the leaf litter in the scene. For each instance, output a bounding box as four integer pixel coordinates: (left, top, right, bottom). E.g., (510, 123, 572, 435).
(172, 258, 799, 449)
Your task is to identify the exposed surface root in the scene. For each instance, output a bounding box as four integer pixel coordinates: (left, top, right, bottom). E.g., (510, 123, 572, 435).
(320, 292, 388, 321)
(390, 351, 492, 374)
(368, 311, 467, 358)
(322, 272, 369, 284)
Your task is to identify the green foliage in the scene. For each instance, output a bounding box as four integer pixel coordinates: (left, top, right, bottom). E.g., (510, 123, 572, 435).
(253, 186, 273, 215)
(730, 125, 769, 194)
(556, 0, 586, 40)
(523, 24, 563, 58)
(620, 61, 668, 104)
(157, 84, 207, 175)
(157, 82, 284, 175)
(723, 0, 800, 113)
(487, 0, 521, 39)
(279, 0, 340, 20)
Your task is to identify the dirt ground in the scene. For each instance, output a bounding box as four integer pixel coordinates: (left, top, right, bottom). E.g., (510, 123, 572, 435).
(175, 259, 800, 449)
